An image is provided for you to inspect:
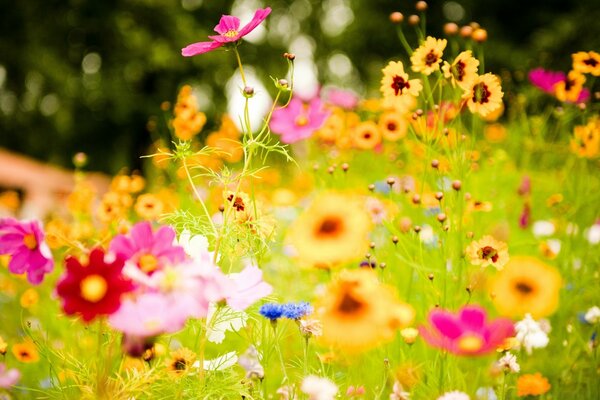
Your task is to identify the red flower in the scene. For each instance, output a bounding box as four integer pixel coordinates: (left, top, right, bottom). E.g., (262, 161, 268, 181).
(56, 248, 134, 323)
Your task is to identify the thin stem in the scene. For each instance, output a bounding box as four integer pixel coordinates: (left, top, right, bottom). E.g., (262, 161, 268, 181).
(233, 47, 248, 87)
(182, 157, 218, 237)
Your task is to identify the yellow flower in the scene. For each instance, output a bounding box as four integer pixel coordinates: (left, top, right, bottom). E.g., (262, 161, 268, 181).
(288, 193, 371, 268)
(0, 190, 20, 212)
(12, 340, 40, 363)
(171, 85, 207, 141)
(67, 180, 96, 214)
(554, 70, 586, 102)
(378, 112, 409, 141)
(466, 235, 509, 270)
(316, 269, 414, 351)
(484, 123, 507, 143)
(572, 51, 600, 76)
(570, 117, 600, 158)
(411, 36, 447, 75)
(400, 328, 419, 344)
(442, 50, 479, 89)
(134, 193, 165, 220)
(166, 347, 196, 375)
(0, 336, 7, 355)
(462, 73, 504, 117)
(352, 121, 382, 149)
(20, 288, 39, 308)
(517, 373, 551, 397)
(381, 61, 422, 111)
(489, 256, 562, 318)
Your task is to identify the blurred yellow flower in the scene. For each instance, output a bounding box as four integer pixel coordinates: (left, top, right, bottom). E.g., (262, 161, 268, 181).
(517, 373, 551, 397)
(463, 73, 503, 117)
(13, 340, 40, 363)
(442, 50, 479, 89)
(466, 235, 509, 270)
(554, 70, 586, 103)
(353, 121, 382, 150)
(378, 112, 408, 141)
(166, 347, 196, 375)
(135, 193, 165, 220)
(0, 336, 7, 355)
(381, 61, 422, 111)
(572, 51, 600, 76)
(570, 117, 600, 158)
(411, 36, 447, 75)
(20, 288, 39, 308)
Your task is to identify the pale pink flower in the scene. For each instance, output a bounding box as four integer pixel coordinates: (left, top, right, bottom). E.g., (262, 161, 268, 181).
(0, 363, 20, 388)
(326, 88, 359, 110)
(270, 97, 330, 143)
(226, 265, 272, 311)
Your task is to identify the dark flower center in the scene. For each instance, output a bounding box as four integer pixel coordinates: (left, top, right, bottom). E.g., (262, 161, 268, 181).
(174, 358, 187, 370)
(473, 83, 490, 104)
(583, 57, 598, 67)
(363, 132, 372, 139)
(425, 50, 438, 66)
(564, 78, 574, 91)
(317, 217, 343, 237)
(453, 61, 466, 81)
(227, 194, 245, 211)
(338, 292, 364, 314)
(391, 75, 410, 96)
(387, 122, 397, 131)
(514, 281, 534, 295)
(479, 246, 499, 263)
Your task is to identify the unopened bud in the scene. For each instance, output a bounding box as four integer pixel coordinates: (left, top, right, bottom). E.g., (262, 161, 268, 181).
(431, 159, 439, 169)
(414, 225, 422, 233)
(243, 86, 255, 96)
(392, 235, 399, 244)
(283, 52, 296, 61)
(452, 180, 462, 191)
(444, 22, 459, 35)
(341, 162, 349, 172)
(437, 213, 447, 223)
(386, 177, 396, 187)
(277, 79, 288, 88)
(408, 15, 420, 25)
(368, 184, 375, 192)
(435, 192, 444, 201)
(412, 194, 421, 204)
(472, 28, 488, 43)
(415, 1, 428, 11)
(460, 25, 473, 38)
(390, 11, 404, 23)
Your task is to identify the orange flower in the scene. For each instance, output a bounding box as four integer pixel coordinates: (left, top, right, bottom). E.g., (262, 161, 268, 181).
(517, 373, 551, 397)
(353, 121, 382, 149)
(12, 340, 40, 363)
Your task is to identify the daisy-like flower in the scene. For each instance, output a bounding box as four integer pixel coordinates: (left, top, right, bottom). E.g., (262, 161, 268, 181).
(0, 218, 54, 285)
(381, 61, 422, 110)
(419, 305, 515, 356)
(300, 317, 323, 338)
(554, 70, 587, 102)
(571, 117, 600, 158)
(390, 381, 410, 400)
(12, 341, 39, 363)
(270, 96, 330, 144)
(516, 373, 551, 397)
(462, 73, 503, 117)
(442, 50, 479, 89)
(0, 363, 20, 388)
(166, 347, 196, 375)
(584, 306, 600, 324)
(465, 235, 509, 270)
(378, 111, 409, 141)
(496, 352, 520, 373)
(301, 375, 338, 400)
(514, 314, 550, 354)
(572, 51, 600, 76)
(56, 248, 135, 323)
(411, 36, 447, 75)
(437, 391, 470, 400)
(181, 8, 272, 56)
(353, 121, 382, 149)
(134, 193, 164, 220)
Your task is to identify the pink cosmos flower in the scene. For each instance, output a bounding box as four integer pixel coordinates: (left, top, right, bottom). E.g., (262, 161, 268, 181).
(529, 68, 565, 94)
(182, 8, 272, 57)
(270, 96, 330, 143)
(326, 88, 359, 110)
(109, 222, 186, 280)
(0, 218, 53, 285)
(0, 363, 20, 389)
(226, 265, 273, 311)
(419, 305, 515, 356)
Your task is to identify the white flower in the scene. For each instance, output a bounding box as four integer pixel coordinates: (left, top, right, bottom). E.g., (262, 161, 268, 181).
(238, 346, 264, 379)
(546, 239, 561, 256)
(419, 225, 438, 246)
(514, 314, 550, 354)
(191, 351, 238, 371)
(532, 220, 555, 238)
(586, 224, 600, 245)
(496, 352, 520, 373)
(301, 375, 338, 400)
(585, 306, 600, 324)
(176, 230, 214, 262)
(300, 318, 323, 338)
(206, 303, 247, 344)
(437, 391, 470, 400)
(475, 387, 497, 400)
(390, 381, 410, 400)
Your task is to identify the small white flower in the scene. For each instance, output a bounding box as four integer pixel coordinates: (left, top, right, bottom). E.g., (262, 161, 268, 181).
(390, 381, 410, 400)
(206, 303, 247, 344)
(301, 375, 338, 400)
(532, 220, 555, 238)
(437, 391, 470, 400)
(191, 351, 238, 371)
(475, 387, 497, 400)
(514, 314, 550, 354)
(584, 306, 600, 324)
(496, 352, 520, 373)
(586, 224, 600, 245)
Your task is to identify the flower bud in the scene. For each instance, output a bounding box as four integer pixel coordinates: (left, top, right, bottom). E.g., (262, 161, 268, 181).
(452, 180, 462, 191)
(390, 11, 404, 23)
(415, 1, 427, 11)
(444, 22, 459, 35)
(472, 28, 488, 43)
(459, 25, 473, 38)
(408, 15, 420, 25)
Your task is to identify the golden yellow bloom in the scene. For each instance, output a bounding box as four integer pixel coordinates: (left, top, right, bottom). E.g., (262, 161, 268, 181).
(288, 193, 371, 268)
(353, 121, 382, 149)
(206, 133, 243, 163)
(0, 190, 20, 212)
(13, 340, 40, 363)
(135, 193, 164, 220)
(171, 85, 207, 141)
(490, 256, 562, 318)
(166, 347, 196, 375)
(462, 73, 504, 117)
(517, 373, 551, 397)
(381, 61, 422, 111)
(411, 36, 447, 75)
(570, 117, 600, 158)
(316, 269, 414, 351)
(20, 288, 39, 308)
(466, 235, 509, 270)
(378, 112, 408, 141)
(400, 328, 419, 344)
(0, 336, 7, 355)
(484, 123, 507, 143)
(554, 70, 586, 102)
(442, 50, 479, 89)
(572, 51, 600, 76)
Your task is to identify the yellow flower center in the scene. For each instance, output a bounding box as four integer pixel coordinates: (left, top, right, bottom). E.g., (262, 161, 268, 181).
(23, 234, 38, 250)
(80, 275, 108, 303)
(223, 29, 239, 38)
(458, 334, 483, 353)
(295, 115, 309, 126)
(138, 254, 159, 273)
(144, 319, 161, 331)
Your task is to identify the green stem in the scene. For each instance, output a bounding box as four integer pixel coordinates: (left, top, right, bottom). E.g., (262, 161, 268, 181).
(182, 157, 218, 237)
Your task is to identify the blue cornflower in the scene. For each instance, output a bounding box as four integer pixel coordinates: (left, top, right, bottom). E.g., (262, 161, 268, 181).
(259, 303, 284, 321)
(282, 301, 313, 320)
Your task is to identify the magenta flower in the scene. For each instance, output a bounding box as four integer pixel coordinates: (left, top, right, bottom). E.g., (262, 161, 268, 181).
(270, 96, 330, 143)
(326, 88, 359, 110)
(419, 305, 515, 356)
(529, 68, 565, 94)
(0, 218, 53, 285)
(109, 222, 186, 279)
(226, 265, 273, 311)
(182, 8, 272, 57)
(0, 363, 20, 389)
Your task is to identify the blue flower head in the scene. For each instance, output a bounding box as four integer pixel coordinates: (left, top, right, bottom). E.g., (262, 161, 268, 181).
(259, 303, 284, 321)
(282, 301, 313, 320)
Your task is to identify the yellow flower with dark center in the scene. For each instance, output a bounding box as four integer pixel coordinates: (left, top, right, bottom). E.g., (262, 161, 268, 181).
(12, 340, 40, 363)
(288, 193, 371, 268)
(466, 235, 509, 270)
(378, 112, 408, 141)
(411, 36, 447, 75)
(381, 61, 422, 111)
(442, 50, 479, 89)
(0, 336, 7, 355)
(554, 70, 586, 102)
(570, 117, 600, 158)
(517, 373, 551, 397)
(166, 348, 197, 375)
(489, 256, 562, 318)
(316, 269, 415, 351)
(353, 121, 382, 149)
(135, 193, 165, 220)
(463, 73, 504, 117)
(20, 288, 39, 308)
(572, 51, 600, 76)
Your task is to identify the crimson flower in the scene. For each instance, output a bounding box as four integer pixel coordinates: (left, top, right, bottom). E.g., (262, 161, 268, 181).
(56, 248, 134, 323)
(182, 8, 272, 57)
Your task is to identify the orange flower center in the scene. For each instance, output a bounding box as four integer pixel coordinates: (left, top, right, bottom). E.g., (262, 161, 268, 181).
(458, 334, 483, 353)
(316, 217, 343, 238)
(223, 29, 239, 38)
(138, 254, 159, 273)
(80, 274, 108, 303)
(23, 234, 38, 250)
(295, 115, 309, 127)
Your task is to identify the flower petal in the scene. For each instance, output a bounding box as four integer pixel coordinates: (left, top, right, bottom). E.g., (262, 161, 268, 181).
(237, 7, 272, 38)
(458, 305, 487, 331)
(181, 41, 224, 57)
(430, 310, 463, 339)
(214, 15, 240, 34)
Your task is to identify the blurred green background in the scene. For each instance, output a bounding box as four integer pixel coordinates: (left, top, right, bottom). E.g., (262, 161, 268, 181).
(1, 0, 599, 173)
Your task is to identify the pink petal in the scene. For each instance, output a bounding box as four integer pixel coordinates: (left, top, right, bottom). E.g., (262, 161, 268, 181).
(7, 249, 29, 274)
(214, 15, 241, 35)
(131, 222, 154, 251)
(181, 40, 224, 57)
(484, 318, 515, 347)
(237, 7, 272, 37)
(430, 310, 464, 339)
(458, 305, 487, 332)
